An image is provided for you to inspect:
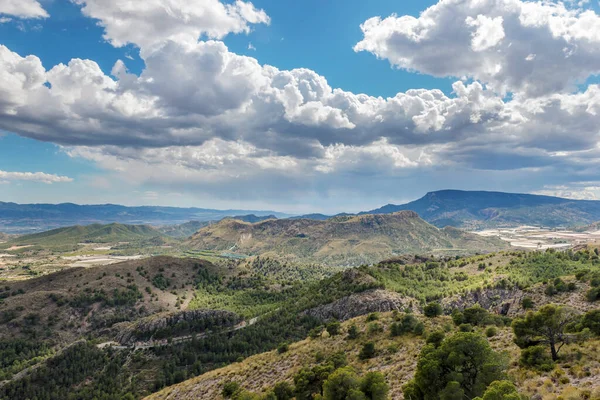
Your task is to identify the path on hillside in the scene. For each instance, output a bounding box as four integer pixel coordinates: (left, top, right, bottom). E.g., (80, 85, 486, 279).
(97, 316, 260, 350)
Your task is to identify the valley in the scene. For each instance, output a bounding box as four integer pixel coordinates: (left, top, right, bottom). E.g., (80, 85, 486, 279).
(0, 201, 599, 399)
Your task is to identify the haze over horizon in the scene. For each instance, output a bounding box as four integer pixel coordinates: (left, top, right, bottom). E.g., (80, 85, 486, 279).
(2, 0, 600, 214)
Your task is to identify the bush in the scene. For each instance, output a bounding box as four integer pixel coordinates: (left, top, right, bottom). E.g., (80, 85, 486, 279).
(368, 323, 383, 335)
(485, 326, 498, 338)
(581, 310, 600, 335)
(459, 323, 473, 332)
(521, 297, 534, 309)
(366, 313, 379, 322)
(347, 324, 359, 340)
(424, 302, 443, 318)
(586, 287, 600, 302)
(452, 309, 464, 326)
(273, 381, 294, 400)
(359, 342, 376, 360)
(519, 345, 554, 372)
(222, 381, 241, 398)
(277, 343, 289, 354)
(326, 321, 341, 336)
(426, 331, 445, 348)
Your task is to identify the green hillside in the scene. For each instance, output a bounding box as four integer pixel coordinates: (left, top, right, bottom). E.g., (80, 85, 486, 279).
(186, 211, 508, 265)
(1, 223, 166, 248)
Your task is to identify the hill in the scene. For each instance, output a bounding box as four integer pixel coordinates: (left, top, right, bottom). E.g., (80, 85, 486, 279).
(0, 202, 290, 234)
(364, 190, 600, 228)
(0, 223, 167, 248)
(186, 211, 507, 265)
(3, 248, 600, 399)
(158, 221, 210, 238)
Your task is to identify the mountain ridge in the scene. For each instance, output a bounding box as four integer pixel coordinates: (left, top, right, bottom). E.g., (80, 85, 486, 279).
(186, 211, 507, 265)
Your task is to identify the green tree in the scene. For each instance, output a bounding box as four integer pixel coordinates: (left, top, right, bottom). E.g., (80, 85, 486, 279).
(273, 381, 294, 400)
(581, 309, 600, 335)
(424, 302, 443, 318)
(512, 304, 580, 361)
(360, 371, 389, 400)
(426, 330, 445, 348)
(403, 332, 507, 399)
(322, 367, 360, 400)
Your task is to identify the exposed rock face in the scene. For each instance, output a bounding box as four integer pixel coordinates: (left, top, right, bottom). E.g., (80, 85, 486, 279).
(303, 289, 418, 321)
(116, 309, 241, 344)
(441, 287, 525, 316)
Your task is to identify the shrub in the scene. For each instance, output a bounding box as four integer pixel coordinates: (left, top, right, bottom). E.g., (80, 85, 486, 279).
(359, 342, 376, 360)
(273, 381, 294, 400)
(519, 345, 554, 372)
(326, 321, 341, 336)
(222, 381, 241, 398)
(424, 302, 443, 318)
(366, 313, 379, 322)
(586, 287, 600, 302)
(459, 323, 473, 332)
(521, 297, 534, 309)
(347, 324, 359, 340)
(277, 343, 289, 354)
(485, 326, 498, 337)
(426, 330, 445, 348)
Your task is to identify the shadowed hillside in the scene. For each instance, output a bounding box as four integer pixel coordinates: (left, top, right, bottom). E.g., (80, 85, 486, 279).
(186, 211, 507, 265)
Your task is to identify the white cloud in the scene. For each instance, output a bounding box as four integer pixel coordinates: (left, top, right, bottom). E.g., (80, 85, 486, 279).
(0, 0, 48, 19)
(1, 0, 600, 208)
(71, 0, 269, 51)
(0, 170, 73, 184)
(354, 0, 600, 96)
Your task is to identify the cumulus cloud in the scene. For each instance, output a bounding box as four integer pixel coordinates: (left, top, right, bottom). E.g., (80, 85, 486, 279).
(72, 0, 270, 51)
(0, 0, 48, 19)
(354, 0, 600, 96)
(0, 170, 73, 184)
(1, 0, 600, 207)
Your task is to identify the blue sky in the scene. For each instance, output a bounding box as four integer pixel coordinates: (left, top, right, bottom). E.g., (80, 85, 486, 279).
(1, 0, 600, 213)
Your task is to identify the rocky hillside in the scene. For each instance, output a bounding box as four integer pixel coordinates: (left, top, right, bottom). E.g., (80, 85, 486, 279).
(0, 256, 227, 344)
(186, 211, 507, 265)
(365, 189, 600, 228)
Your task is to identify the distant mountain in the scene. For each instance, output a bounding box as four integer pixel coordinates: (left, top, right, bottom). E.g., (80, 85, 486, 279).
(228, 214, 278, 223)
(186, 211, 507, 265)
(0, 202, 291, 234)
(158, 221, 211, 238)
(2, 223, 166, 247)
(363, 190, 600, 229)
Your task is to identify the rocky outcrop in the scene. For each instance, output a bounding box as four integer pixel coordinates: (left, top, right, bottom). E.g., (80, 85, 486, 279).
(116, 309, 241, 344)
(303, 289, 418, 321)
(441, 287, 525, 316)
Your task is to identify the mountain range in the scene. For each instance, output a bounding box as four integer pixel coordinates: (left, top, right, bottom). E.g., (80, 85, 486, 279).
(361, 190, 600, 228)
(3, 190, 600, 234)
(0, 202, 291, 234)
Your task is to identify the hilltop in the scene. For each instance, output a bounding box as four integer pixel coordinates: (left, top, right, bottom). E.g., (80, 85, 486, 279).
(0, 223, 169, 251)
(186, 211, 507, 265)
(364, 190, 600, 228)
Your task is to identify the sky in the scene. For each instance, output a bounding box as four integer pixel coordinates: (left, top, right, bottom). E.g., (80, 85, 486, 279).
(1, 0, 600, 214)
